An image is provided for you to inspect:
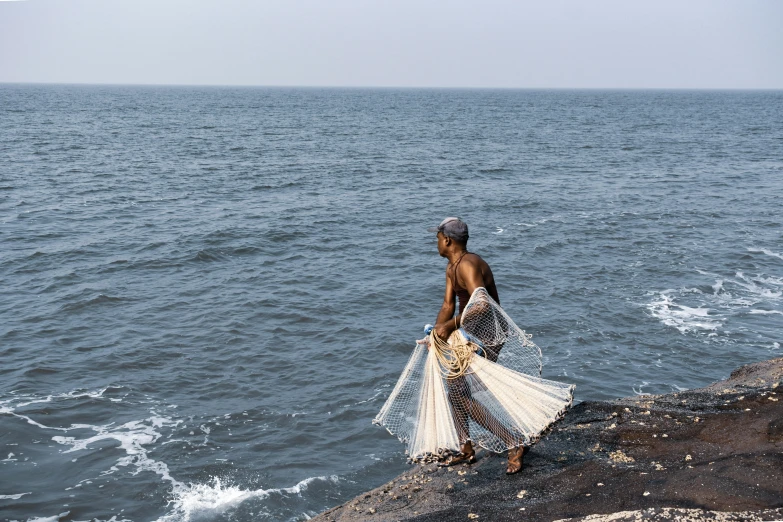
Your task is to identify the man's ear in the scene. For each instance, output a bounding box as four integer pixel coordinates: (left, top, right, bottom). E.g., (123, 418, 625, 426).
(444, 236, 452, 247)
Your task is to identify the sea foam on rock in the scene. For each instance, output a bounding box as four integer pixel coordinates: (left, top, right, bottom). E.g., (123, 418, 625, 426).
(312, 358, 783, 522)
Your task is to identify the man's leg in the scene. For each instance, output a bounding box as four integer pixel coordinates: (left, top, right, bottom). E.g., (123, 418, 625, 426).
(463, 399, 526, 474)
(446, 375, 471, 442)
(459, 371, 527, 474)
(440, 375, 475, 465)
(442, 337, 524, 470)
(461, 385, 521, 446)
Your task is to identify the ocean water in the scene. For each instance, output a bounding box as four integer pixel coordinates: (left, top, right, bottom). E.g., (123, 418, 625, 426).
(1, 85, 781, 521)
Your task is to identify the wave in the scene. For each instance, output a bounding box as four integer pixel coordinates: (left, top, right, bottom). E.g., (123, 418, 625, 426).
(251, 181, 303, 191)
(59, 294, 131, 312)
(3, 388, 180, 494)
(1, 387, 122, 414)
(155, 475, 339, 522)
(2, 386, 180, 484)
(647, 263, 783, 334)
(747, 247, 783, 261)
(25, 512, 71, 522)
(53, 415, 184, 488)
(2, 388, 342, 522)
(0, 492, 31, 500)
(647, 292, 722, 333)
(733, 271, 782, 299)
(193, 249, 232, 263)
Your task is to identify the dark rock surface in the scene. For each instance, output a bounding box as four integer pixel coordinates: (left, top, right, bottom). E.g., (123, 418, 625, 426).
(312, 358, 783, 522)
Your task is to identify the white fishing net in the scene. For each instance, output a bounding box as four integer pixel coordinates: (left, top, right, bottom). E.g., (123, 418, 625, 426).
(374, 287, 574, 461)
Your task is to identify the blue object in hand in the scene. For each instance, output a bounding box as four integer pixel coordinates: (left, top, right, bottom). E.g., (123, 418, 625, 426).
(424, 324, 434, 334)
(459, 328, 485, 348)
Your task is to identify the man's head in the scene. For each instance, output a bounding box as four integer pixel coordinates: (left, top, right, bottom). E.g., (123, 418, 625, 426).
(429, 217, 469, 255)
(430, 217, 469, 242)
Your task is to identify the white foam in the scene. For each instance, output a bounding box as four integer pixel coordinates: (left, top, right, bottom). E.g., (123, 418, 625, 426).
(1, 388, 188, 521)
(0, 389, 120, 432)
(11, 387, 120, 410)
(646, 292, 722, 333)
(24, 512, 69, 522)
(753, 274, 783, 287)
(3, 409, 67, 431)
(157, 478, 252, 522)
(1, 388, 127, 434)
(632, 382, 651, 395)
(355, 389, 385, 405)
(734, 272, 783, 299)
(2, 388, 341, 522)
(0, 492, 31, 500)
(748, 247, 783, 261)
(155, 475, 339, 522)
(52, 415, 183, 488)
(514, 216, 559, 228)
(648, 259, 783, 334)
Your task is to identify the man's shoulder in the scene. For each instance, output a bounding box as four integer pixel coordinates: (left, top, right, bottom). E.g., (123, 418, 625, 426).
(463, 253, 489, 270)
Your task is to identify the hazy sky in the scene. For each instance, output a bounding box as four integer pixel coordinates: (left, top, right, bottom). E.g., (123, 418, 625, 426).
(1, 0, 781, 88)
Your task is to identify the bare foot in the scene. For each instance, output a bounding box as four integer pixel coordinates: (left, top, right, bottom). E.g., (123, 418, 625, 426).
(438, 441, 476, 467)
(506, 446, 525, 475)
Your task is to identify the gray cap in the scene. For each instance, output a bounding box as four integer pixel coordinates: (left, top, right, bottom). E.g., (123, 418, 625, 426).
(428, 217, 469, 242)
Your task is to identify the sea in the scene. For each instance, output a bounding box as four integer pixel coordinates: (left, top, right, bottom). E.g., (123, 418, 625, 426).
(1, 85, 781, 522)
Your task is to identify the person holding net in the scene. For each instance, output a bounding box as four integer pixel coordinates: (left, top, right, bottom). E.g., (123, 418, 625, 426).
(373, 218, 573, 475)
(428, 217, 527, 474)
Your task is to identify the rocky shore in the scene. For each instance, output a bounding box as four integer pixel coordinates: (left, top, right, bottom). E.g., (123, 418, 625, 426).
(313, 358, 783, 522)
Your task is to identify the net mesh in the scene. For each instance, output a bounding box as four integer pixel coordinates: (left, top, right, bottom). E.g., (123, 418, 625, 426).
(374, 287, 574, 461)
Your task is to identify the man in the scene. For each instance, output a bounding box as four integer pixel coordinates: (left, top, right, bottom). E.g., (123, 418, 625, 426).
(428, 217, 526, 474)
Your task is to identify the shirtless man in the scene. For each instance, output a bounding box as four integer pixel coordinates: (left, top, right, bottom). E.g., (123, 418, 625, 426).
(428, 217, 526, 474)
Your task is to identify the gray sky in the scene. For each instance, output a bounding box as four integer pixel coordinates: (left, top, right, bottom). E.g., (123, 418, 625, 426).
(1, 0, 781, 88)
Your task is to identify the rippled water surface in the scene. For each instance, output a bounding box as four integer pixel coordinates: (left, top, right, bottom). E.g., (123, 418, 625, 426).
(1, 85, 782, 521)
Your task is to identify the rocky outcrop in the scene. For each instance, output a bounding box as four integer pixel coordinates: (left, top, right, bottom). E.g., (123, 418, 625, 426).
(313, 358, 783, 522)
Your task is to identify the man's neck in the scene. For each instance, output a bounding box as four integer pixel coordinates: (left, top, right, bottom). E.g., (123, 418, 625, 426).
(446, 249, 468, 264)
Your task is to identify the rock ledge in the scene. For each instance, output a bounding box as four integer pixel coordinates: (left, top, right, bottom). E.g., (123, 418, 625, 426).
(312, 358, 783, 522)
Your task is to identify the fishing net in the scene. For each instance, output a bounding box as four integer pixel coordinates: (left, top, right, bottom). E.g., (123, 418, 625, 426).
(374, 287, 574, 461)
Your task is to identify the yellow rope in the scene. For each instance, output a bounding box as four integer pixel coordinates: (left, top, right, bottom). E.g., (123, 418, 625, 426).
(430, 329, 476, 379)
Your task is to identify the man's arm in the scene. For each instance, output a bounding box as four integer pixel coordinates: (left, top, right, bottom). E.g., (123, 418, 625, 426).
(434, 272, 456, 339)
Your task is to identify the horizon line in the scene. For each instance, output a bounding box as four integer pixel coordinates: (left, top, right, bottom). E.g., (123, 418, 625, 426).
(2, 81, 782, 92)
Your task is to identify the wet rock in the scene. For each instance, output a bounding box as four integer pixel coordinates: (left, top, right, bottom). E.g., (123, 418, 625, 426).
(312, 358, 783, 522)
(554, 507, 783, 521)
(768, 418, 783, 443)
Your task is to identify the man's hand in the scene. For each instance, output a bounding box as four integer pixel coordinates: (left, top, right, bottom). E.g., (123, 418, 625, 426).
(434, 320, 457, 341)
(417, 324, 434, 348)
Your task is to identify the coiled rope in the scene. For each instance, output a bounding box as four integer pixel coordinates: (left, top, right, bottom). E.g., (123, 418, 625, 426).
(429, 329, 477, 379)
